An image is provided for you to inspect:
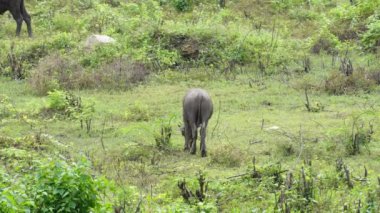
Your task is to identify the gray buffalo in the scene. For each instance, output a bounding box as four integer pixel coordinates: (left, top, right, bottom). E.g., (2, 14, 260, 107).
(181, 88, 213, 157)
(0, 0, 32, 37)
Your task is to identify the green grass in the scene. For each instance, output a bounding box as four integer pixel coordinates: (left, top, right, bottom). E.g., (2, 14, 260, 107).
(1, 0, 380, 211)
(1, 67, 380, 210)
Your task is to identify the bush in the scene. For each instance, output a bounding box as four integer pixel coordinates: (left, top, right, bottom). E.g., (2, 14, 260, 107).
(28, 159, 101, 212)
(28, 53, 83, 95)
(209, 144, 244, 167)
(172, 0, 193, 12)
(47, 90, 68, 111)
(310, 27, 340, 54)
(324, 71, 375, 95)
(125, 102, 151, 122)
(362, 19, 380, 51)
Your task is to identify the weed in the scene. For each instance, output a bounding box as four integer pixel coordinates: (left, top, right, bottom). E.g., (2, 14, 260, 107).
(125, 102, 151, 122)
(324, 71, 375, 95)
(209, 144, 244, 167)
(154, 116, 175, 150)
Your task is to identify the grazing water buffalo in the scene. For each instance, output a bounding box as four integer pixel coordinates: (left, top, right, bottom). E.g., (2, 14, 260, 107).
(181, 88, 213, 157)
(0, 0, 32, 37)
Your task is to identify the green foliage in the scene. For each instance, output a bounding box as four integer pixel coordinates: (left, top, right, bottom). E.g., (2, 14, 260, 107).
(47, 90, 68, 111)
(344, 116, 374, 155)
(209, 144, 244, 167)
(80, 44, 120, 68)
(0, 95, 17, 120)
(310, 26, 340, 54)
(125, 101, 151, 122)
(154, 116, 175, 149)
(362, 19, 380, 51)
(28, 159, 100, 212)
(172, 0, 193, 12)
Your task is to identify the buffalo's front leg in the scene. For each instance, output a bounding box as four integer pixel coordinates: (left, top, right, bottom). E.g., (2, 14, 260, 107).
(200, 123, 207, 157)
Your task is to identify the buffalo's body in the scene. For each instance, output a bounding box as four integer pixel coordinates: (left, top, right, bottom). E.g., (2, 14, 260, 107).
(182, 88, 213, 157)
(0, 0, 32, 37)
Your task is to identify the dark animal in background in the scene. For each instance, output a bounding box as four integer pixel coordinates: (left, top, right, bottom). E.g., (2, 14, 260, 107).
(181, 88, 213, 157)
(0, 0, 32, 37)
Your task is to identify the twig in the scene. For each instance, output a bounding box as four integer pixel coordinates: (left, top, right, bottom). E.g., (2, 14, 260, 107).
(100, 117, 106, 151)
(211, 100, 221, 138)
(249, 140, 263, 145)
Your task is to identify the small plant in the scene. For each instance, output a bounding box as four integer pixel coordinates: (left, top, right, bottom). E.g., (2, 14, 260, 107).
(172, 0, 192, 12)
(209, 144, 244, 167)
(345, 120, 373, 155)
(177, 171, 216, 212)
(304, 88, 324, 112)
(47, 90, 68, 111)
(125, 102, 150, 122)
(154, 115, 176, 149)
(0, 95, 17, 120)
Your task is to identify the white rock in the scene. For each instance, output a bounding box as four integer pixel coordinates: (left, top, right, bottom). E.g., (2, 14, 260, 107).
(265, 126, 280, 131)
(85, 34, 116, 48)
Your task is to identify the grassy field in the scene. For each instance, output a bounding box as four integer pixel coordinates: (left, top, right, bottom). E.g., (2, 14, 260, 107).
(1, 0, 380, 212)
(1, 65, 380, 211)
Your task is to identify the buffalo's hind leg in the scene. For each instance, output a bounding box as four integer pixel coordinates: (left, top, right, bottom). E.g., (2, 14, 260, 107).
(200, 122, 208, 157)
(10, 9, 23, 37)
(23, 13, 32, 37)
(190, 123, 197, 155)
(183, 122, 192, 151)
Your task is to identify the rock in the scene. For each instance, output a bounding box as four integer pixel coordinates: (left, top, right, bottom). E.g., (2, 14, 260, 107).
(85, 34, 116, 49)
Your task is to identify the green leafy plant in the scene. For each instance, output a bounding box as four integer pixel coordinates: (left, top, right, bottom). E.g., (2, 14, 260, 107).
(28, 159, 102, 212)
(125, 101, 150, 122)
(172, 0, 192, 12)
(47, 90, 68, 111)
(154, 116, 175, 149)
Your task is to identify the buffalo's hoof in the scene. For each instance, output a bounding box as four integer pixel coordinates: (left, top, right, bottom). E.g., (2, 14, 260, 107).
(201, 151, 207, 157)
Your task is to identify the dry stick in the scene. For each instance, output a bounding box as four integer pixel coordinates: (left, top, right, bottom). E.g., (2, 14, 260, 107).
(211, 100, 221, 138)
(100, 117, 106, 151)
(304, 88, 311, 112)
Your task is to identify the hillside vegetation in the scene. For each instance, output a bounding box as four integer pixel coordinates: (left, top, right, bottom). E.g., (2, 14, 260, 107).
(1, 0, 380, 212)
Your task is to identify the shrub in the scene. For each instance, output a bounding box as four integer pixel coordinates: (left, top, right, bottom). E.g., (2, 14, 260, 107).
(172, 0, 193, 12)
(28, 159, 101, 212)
(361, 19, 380, 51)
(47, 90, 68, 111)
(93, 56, 150, 89)
(125, 102, 151, 122)
(310, 27, 340, 54)
(345, 120, 373, 155)
(28, 53, 83, 95)
(324, 71, 375, 95)
(209, 144, 244, 167)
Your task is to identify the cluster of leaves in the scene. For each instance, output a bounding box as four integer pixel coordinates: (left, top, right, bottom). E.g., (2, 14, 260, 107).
(0, 158, 120, 212)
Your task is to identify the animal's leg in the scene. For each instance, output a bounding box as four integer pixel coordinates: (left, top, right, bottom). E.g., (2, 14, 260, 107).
(10, 9, 23, 37)
(23, 13, 32, 37)
(183, 122, 191, 151)
(21, 1, 32, 37)
(190, 123, 197, 155)
(200, 122, 207, 157)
